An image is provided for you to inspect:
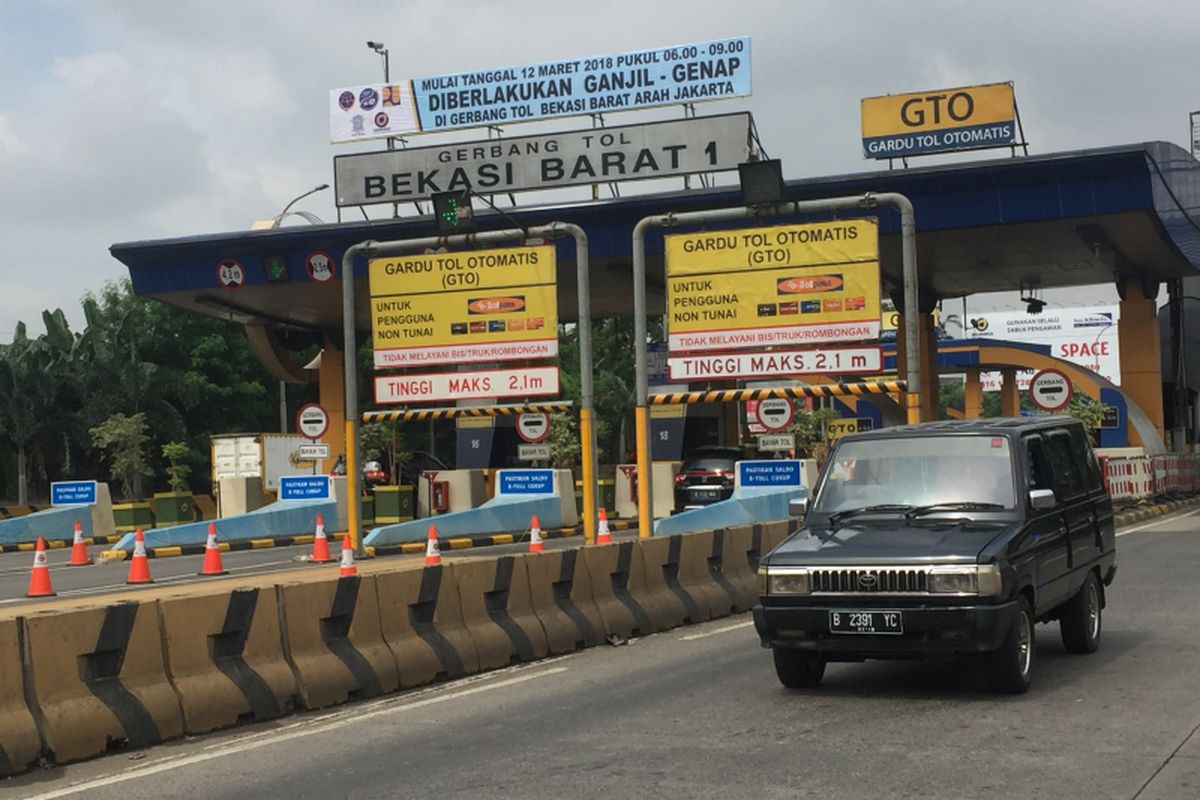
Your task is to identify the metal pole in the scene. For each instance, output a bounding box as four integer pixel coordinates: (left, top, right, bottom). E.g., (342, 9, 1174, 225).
(630, 194, 920, 537)
(279, 380, 288, 433)
(341, 241, 373, 556)
(340, 225, 597, 549)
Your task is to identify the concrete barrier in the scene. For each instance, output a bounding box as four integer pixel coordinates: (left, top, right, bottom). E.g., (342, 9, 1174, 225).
(159, 587, 297, 735)
(653, 459, 808, 537)
(676, 531, 731, 621)
(0, 483, 116, 547)
(760, 519, 793, 555)
(711, 526, 758, 612)
(580, 541, 655, 640)
(635, 535, 700, 630)
(525, 549, 604, 654)
(450, 556, 548, 670)
(277, 574, 399, 710)
(108, 499, 337, 553)
(374, 564, 480, 688)
(22, 600, 184, 763)
(0, 619, 40, 776)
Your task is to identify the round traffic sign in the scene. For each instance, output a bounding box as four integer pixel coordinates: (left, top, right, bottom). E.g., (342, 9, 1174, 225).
(1029, 368, 1073, 412)
(216, 258, 245, 290)
(296, 403, 330, 439)
(517, 412, 550, 443)
(757, 397, 795, 432)
(306, 251, 335, 283)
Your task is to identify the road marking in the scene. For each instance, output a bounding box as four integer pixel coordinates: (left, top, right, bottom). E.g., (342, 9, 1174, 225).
(680, 620, 754, 641)
(1117, 508, 1200, 537)
(21, 664, 569, 799)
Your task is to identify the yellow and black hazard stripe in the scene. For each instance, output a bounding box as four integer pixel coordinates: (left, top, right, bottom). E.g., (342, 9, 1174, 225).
(363, 401, 574, 423)
(0, 504, 49, 520)
(0, 534, 123, 554)
(101, 534, 318, 561)
(649, 380, 907, 405)
(366, 517, 638, 557)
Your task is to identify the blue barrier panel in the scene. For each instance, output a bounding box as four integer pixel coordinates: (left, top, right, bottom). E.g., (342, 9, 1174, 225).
(109, 499, 337, 552)
(653, 459, 807, 537)
(0, 507, 95, 545)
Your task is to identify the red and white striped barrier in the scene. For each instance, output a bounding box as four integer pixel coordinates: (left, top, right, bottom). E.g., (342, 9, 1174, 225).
(1102, 454, 1200, 505)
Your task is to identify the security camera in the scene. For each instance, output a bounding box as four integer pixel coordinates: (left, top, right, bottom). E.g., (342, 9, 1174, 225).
(367, 41, 385, 51)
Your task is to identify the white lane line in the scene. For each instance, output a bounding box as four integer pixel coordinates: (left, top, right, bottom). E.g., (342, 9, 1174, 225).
(22, 665, 569, 800)
(1117, 508, 1200, 537)
(680, 620, 754, 641)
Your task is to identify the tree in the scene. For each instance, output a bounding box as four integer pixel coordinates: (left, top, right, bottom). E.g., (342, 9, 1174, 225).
(161, 441, 192, 493)
(90, 413, 152, 500)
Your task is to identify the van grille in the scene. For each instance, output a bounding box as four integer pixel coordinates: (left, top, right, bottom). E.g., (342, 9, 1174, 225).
(810, 567, 930, 595)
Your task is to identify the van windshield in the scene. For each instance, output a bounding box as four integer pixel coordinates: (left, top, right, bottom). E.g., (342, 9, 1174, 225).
(814, 435, 1015, 513)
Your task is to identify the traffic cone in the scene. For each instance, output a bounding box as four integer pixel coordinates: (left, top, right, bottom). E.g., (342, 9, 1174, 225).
(68, 519, 92, 566)
(424, 525, 442, 566)
(199, 523, 228, 576)
(126, 529, 153, 584)
(26, 537, 55, 598)
(596, 508, 612, 545)
(311, 514, 333, 563)
(338, 535, 357, 577)
(529, 515, 544, 553)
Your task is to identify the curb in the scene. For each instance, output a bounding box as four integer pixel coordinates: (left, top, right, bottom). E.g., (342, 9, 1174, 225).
(1114, 495, 1200, 527)
(0, 535, 122, 554)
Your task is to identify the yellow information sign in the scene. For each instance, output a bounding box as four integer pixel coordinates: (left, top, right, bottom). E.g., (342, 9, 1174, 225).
(665, 219, 877, 277)
(861, 81, 1015, 159)
(664, 220, 880, 353)
(372, 283, 557, 347)
(368, 245, 555, 295)
(826, 417, 874, 441)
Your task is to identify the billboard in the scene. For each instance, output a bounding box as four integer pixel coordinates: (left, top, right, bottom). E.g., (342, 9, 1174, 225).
(861, 81, 1015, 159)
(664, 220, 880, 353)
(334, 114, 752, 207)
(331, 37, 752, 141)
(368, 245, 557, 367)
(965, 305, 1120, 390)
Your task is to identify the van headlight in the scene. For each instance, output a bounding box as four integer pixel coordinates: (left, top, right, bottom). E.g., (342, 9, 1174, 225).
(762, 567, 811, 597)
(928, 565, 1002, 596)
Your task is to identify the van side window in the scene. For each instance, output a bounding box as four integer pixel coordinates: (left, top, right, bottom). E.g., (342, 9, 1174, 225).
(1025, 436, 1054, 494)
(1067, 426, 1103, 492)
(1045, 432, 1084, 498)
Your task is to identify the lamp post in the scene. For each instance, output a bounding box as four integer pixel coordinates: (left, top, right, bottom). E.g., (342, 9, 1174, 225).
(271, 183, 329, 229)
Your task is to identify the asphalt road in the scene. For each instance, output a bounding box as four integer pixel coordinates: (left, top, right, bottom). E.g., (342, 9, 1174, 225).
(3, 508, 1199, 799)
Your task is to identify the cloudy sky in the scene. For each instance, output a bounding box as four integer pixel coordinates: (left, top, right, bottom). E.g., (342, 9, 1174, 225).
(2, 0, 1197, 342)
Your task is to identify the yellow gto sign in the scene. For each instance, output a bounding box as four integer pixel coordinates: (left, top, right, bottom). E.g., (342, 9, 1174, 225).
(861, 81, 1015, 159)
(665, 220, 880, 352)
(826, 417, 874, 441)
(369, 245, 555, 295)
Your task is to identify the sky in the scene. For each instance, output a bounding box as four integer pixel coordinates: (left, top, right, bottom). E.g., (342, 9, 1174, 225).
(1, 0, 1198, 343)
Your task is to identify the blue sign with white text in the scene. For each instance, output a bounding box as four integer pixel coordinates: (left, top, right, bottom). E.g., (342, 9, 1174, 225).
(51, 480, 98, 506)
(498, 470, 554, 495)
(738, 460, 801, 487)
(279, 475, 332, 501)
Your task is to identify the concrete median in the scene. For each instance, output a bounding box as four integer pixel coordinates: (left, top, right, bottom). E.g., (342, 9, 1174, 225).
(525, 549, 604, 654)
(581, 541, 655, 640)
(0, 619, 40, 777)
(159, 587, 297, 735)
(277, 574, 399, 710)
(374, 563, 480, 688)
(710, 526, 758, 612)
(635, 535, 700, 630)
(22, 600, 184, 763)
(676, 531, 732, 621)
(450, 556, 549, 670)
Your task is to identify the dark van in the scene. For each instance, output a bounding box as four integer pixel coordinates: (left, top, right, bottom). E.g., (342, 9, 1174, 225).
(753, 417, 1116, 694)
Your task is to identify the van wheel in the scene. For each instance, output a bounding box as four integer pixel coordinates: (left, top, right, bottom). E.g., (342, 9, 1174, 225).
(985, 596, 1035, 694)
(1060, 572, 1102, 654)
(773, 648, 825, 688)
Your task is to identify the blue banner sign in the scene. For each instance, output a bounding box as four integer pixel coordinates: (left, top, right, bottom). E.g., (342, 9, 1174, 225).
(51, 480, 98, 506)
(497, 469, 554, 495)
(738, 460, 801, 487)
(279, 475, 332, 501)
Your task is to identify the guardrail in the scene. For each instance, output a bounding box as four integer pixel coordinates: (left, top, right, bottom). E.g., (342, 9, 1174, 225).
(0, 520, 796, 777)
(1100, 454, 1200, 506)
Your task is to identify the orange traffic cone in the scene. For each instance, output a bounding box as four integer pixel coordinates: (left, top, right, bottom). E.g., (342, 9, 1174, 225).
(529, 515, 544, 553)
(338, 535, 357, 577)
(424, 525, 442, 566)
(311, 514, 333, 563)
(126, 529, 153, 584)
(596, 508, 612, 545)
(68, 519, 92, 566)
(26, 537, 55, 598)
(199, 523, 228, 576)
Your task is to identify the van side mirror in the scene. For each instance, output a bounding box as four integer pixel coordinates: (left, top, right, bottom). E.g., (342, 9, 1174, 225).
(789, 497, 808, 518)
(1029, 488, 1056, 510)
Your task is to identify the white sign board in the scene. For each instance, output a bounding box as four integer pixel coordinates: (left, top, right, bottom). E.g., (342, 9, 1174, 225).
(1029, 368, 1073, 412)
(756, 397, 795, 431)
(298, 442, 330, 460)
(296, 404, 329, 439)
(518, 443, 552, 461)
(965, 305, 1120, 391)
(374, 366, 560, 405)
(668, 346, 882, 381)
(334, 114, 752, 207)
(757, 434, 795, 452)
(517, 412, 550, 443)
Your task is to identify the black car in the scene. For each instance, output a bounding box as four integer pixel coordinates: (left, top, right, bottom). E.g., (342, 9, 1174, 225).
(673, 446, 742, 511)
(753, 417, 1116, 694)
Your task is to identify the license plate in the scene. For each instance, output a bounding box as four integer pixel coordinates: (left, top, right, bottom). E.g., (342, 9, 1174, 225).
(829, 610, 903, 635)
(692, 489, 720, 501)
